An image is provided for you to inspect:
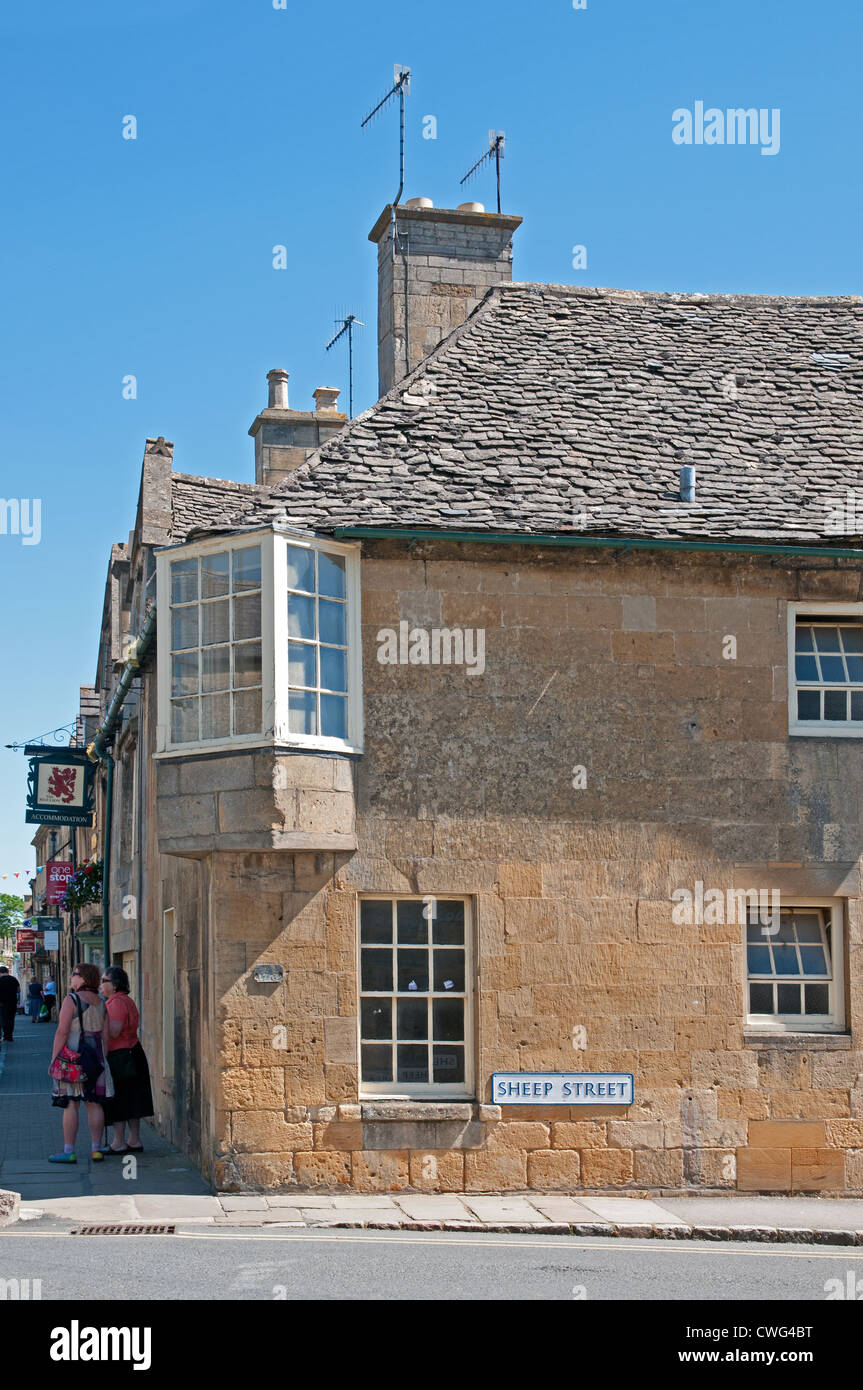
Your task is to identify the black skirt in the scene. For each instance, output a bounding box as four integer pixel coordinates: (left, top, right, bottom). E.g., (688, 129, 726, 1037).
(105, 1042, 154, 1123)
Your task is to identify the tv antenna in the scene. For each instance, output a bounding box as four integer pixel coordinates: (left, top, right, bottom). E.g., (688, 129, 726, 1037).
(326, 314, 364, 419)
(361, 63, 411, 262)
(460, 129, 506, 214)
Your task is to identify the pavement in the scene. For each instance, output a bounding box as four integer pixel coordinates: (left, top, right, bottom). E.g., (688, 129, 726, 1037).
(4, 1019, 863, 1243)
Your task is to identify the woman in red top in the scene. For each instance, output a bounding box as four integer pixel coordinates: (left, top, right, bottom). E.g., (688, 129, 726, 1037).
(100, 966, 154, 1154)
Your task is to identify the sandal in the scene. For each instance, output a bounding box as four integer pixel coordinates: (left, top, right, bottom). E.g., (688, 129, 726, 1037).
(105, 1146, 130, 1156)
(127, 1144, 144, 1153)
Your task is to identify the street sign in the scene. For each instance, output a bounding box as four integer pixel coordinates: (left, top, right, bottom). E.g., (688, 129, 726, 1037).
(16, 928, 36, 954)
(491, 1072, 634, 1105)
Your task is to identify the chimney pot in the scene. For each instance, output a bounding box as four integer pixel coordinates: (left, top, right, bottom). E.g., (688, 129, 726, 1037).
(313, 387, 341, 415)
(267, 368, 290, 410)
(404, 196, 434, 209)
(457, 201, 485, 213)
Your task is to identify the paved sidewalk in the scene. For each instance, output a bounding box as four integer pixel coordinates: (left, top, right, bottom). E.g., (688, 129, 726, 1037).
(0, 1013, 213, 1215)
(5, 1023, 863, 1243)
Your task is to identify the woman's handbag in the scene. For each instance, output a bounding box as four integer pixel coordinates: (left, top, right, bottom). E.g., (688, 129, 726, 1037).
(70, 993, 103, 1085)
(49, 1046, 83, 1084)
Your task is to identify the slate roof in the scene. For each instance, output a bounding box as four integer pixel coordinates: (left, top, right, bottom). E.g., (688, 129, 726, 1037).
(171, 472, 266, 542)
(189, 284, 863, 546)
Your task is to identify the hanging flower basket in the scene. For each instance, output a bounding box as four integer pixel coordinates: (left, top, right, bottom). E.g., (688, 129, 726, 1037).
(61, 858, 103, 911)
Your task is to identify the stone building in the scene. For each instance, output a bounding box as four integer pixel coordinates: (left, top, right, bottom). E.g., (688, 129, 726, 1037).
(88, 199, 863, 1194)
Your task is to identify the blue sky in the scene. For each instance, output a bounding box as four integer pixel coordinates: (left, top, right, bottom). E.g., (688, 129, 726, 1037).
(0, 0, 860, 878)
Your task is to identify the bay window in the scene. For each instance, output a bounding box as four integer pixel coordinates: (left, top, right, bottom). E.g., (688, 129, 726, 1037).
(156, 529, 362, 755)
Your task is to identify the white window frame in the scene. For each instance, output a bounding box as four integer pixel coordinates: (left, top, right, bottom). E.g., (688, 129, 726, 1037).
(744, 899, 846, 1035)
(357, 894, 475, 1101)
(788, 601, 863, 738)
(155, 527, 362, 756)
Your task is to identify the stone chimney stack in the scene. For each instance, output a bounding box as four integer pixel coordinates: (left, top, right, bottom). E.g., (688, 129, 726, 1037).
(249, 371, 347, 488)
(369, 198, 522, 398)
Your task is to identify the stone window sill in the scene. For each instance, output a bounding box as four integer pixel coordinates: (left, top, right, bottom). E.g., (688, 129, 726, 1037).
(743, 1029, 851, 1050)
(359, 1101, 477, 1122)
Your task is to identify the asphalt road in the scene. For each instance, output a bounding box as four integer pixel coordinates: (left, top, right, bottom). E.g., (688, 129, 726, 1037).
(1, 1227, 861, 1301)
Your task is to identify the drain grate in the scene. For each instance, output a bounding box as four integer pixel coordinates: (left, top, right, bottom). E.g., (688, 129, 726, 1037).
(71, 1224, 176, 1236)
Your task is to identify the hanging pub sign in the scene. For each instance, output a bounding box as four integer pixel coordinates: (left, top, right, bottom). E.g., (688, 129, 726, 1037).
(25, 747, 95, 828)
(45, 860, 75, 905)
(16, 928, 36, 953)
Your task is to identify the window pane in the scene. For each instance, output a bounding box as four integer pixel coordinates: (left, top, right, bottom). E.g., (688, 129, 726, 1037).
(795, 626, 814, 653)
(433, 998, 464, 1042)
(288, 690, 316, 735)
(287, 546, 315, 593)
(171, 698, 198, 743)
(804, 983, 830, 1014)
(799, 946, 828, 976)
(397, 1045, 428, 1084)
(433, 1045, 464, 1083)
(319, 599, 346, 646)
(361, 1043, 392, 1083)
(172, 652, 198, 697)
(747, 945, 771, 974)
(233, 641, 262, 689)
(233, 688, 262, 736)
(361, 999, 391, 1041)
(852, 693, 863, 720)
(233, 592, 261, 641)
(749, 982, 774, 1013)
(432, 901, 465, 945)
(171, 557, 198, 604)
(318, 550, 346, 600)
(841, 626, 863, 653)
(288, 594, 315, 640)
(845, 656, 863, 683)
(814, 627, 841, 652)
(171, 606, 198, 651)
(771, 942, 799, 975)
(361, 949, 392, 993)
(797, 689, 820, 720)
(397, 900, 428, 945)
(201, 551, 229, 598)
(202, 646, 230, 692)
(398, 949, 428, 993)
(772, 914, 795, 943)
(397, 998, 428, 1040)
(434, 949, 465, 993)
(201, 599, 229, 646)
(824, 689, 848, 720)
(793, 914, 822, 943)
(288, 642, 316, 688)
(360, 901, 392, 944)
(320, 646, 347, 693)
(233, 546, 261, 593)
(321, 694, 347, 740)
(795, 654, 819, 681)
(201, 693, 230, 740)
(819, 656, 846, 683)
(777, 982, 801, 1014)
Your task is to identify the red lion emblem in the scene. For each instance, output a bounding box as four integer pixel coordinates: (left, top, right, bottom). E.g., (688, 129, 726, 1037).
(47, 766, 77, 804)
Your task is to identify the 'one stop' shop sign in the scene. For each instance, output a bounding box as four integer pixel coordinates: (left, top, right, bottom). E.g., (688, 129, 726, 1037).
(492, 1072, 634, 1104)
